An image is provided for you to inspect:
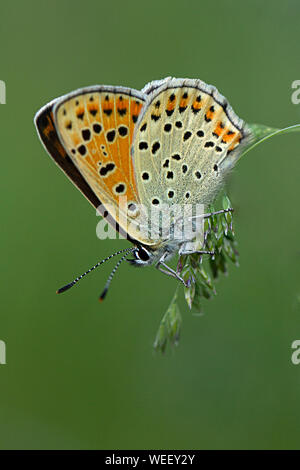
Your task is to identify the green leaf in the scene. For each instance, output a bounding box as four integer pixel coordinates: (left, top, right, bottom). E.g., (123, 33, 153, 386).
(222, 195, 232, 210)
(153, 322, 168, 353)
(198, 264, 214, 291)
(153, 290, 182, 352)
(209, 255, 219, 279)
(225, 229, 235, 242)
(223, 237, 238, 264)
(168, 302, 182, 344)
(192, 281, 203, 311)
(184, 281, 195, 310)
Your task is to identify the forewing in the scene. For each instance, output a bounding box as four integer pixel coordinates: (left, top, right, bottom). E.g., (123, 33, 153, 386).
(53, 85, 154, 243)
(34, 100, 101, 210)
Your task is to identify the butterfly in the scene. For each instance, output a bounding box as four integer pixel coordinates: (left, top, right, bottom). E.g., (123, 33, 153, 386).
(35, 77, 252, 299)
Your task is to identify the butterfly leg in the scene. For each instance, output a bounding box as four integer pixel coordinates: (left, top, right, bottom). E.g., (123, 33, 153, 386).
(156, 260, 187, 287)
(179, 240, 215, 256)
(180, 249, 215, 256)
(185, 208, 233, 225)
(202, 208, 233, 219)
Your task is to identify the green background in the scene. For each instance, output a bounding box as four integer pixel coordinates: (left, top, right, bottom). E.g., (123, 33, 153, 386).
(1, 0, 300, 450)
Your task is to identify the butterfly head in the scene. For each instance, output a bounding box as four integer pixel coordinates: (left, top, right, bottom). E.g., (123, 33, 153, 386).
(128, 241, 180, 267)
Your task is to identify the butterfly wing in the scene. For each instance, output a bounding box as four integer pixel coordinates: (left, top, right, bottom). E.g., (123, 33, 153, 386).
(51, 85, 158, 244)
(35, 95, 137, 241)
(35, 100, 101, 210)
(132, 77, 252, 214)
(141, 77, 172, 96)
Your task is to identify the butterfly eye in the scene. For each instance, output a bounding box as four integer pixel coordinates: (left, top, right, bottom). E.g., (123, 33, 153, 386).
(136, 246, 150, 262)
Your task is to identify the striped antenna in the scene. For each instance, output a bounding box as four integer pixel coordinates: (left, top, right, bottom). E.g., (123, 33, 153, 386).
(56, 246, 136, 294)
(99, 251, 134, 302)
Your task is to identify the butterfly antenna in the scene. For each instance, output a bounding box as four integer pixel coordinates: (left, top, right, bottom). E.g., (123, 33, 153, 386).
(99, 250, 135, 302)
(56, 247, 136, 294)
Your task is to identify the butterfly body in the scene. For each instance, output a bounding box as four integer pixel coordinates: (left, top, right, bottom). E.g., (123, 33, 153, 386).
(35, 77, 252, 291)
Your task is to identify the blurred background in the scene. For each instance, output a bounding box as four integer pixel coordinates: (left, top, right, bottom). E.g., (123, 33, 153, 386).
(1, 0, 300, 450)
